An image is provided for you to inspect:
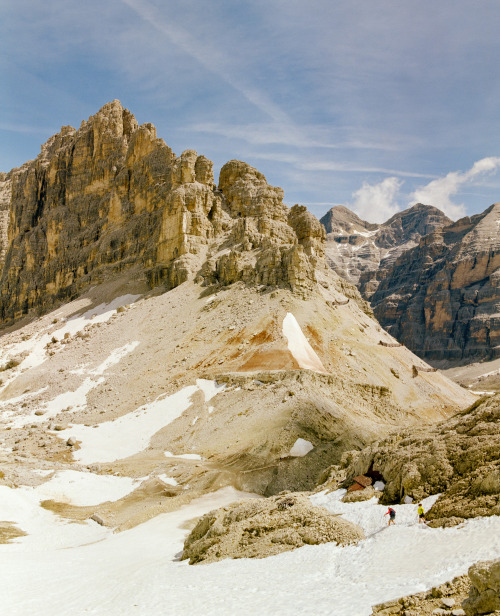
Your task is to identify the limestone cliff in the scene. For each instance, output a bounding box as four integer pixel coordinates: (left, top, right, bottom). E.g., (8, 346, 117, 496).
(321, 204, 451, 296)
(0, 171, 12, 269)
(370, 204, 500, 361)
(0, 101, 328, 324)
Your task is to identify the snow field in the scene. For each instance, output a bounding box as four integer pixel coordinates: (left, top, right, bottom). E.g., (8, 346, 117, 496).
(65, 379, 225, 464)
(1, 485, 499, 616)
(282, 313, 326, 372)
(29, 469, 144, 506)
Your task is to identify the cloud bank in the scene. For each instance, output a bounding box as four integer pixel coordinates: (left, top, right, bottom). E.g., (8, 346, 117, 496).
(409, 157, 500, 219)
(348, 157, 500, 223)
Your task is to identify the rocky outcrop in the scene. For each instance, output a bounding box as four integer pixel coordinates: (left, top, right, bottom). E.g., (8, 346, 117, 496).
(371, 575, 471, 616)
(371, 559, 500, 616)
(0, 101, 327, 324)
(321, 204, 451, 295)
(464, 559, 500, 615)
(1, 101, 222, 321)
(334, 393, 500, 525)
(181, 492, 365, 564)
(370, 205, 500, 361)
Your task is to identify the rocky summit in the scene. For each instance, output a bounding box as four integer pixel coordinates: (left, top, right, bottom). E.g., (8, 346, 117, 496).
(321, 203, 451, 295)
(0, 100, 325, 324)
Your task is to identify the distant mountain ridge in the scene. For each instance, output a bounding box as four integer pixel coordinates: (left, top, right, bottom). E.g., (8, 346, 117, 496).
(321, 202, 500, 362)
(370, 203, 500, 361)
(320, 203, 451, 296)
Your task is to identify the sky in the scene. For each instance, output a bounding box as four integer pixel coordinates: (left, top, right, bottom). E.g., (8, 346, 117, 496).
(1, 0, 500, 223)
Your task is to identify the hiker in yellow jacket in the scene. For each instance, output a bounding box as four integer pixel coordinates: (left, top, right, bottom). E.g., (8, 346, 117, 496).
(418, 503, 426, 524)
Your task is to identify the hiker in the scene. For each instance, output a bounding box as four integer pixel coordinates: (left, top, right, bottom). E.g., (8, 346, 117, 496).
(418, 503, 426, 524)
(384, 507, 396, 526)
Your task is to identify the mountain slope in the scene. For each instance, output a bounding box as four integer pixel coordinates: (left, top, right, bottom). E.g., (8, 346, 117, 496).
(0, 100, 474, 534)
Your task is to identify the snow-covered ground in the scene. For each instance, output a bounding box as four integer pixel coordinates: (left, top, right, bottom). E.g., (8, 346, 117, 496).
(65, 378, 224, 464)
(1, 483, 499, 616)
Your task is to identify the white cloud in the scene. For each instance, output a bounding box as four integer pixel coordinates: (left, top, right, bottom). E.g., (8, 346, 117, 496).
(298, 161, 436, 179)
(348, 177, 403, 223)
(409, 157, 500, 219)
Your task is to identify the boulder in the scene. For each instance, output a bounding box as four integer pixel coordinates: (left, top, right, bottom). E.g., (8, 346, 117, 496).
(182, 492, 365, 564)
(463, 559, 500, 615)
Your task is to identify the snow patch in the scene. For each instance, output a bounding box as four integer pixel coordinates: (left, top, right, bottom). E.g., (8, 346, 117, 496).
(282, 313, 326, 372)
(196, 378, 225, 402)
(0, 295, 140, 384)
(63, 380, 223, 464)
(157, 475, 178, 486)
(164, 451, 203, 460)
(29, 470, 142, 506)
(289, 438, 314, 457)
(67, 385, 199, 464)
(10, 342, 139, 428)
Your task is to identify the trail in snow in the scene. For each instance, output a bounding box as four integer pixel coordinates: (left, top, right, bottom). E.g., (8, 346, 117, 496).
(1, 482, 499, 616)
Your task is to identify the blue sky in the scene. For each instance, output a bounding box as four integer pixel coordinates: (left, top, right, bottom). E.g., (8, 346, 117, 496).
(2, 0, 500, 222)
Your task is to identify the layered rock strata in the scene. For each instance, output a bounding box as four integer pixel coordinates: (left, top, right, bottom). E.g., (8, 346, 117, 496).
(370, 205, 500, 361)
(0, 101, 325, 324)
(321, 204, 451, 295)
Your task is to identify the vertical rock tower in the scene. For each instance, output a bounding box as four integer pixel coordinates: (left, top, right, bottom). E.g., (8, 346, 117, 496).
(0, 101, 328, 323)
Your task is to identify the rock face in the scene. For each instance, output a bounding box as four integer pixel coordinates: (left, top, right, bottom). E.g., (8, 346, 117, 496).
(321, 204, 451, 295)
(337, 393, 500, 525)
(0, 172, 12, 269)
(181, 492, 365, 564)
(371, 575, 471, 616)
(371, 559, 500, 616)
(370, 205, 500, 362)
(0, 101, 324, 324)
(464, 559, 500, 615)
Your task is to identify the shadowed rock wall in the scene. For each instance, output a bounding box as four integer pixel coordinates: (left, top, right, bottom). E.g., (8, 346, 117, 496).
(370, 205, 500, 361)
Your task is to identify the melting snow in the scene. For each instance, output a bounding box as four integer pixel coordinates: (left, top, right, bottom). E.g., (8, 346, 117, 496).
(157, 474, 178, 486)
(164, 451, 203, 460)
(282, 313, 326, 372)
(9, 342, 140, 428)
(28, 470, 142, 506)
(64, 380, 223, 464)
(196, 378, 226, 402)
(289, 438, 314, 457)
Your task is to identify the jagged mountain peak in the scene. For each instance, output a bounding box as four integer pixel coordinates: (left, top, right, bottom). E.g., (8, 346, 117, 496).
(322, 202, 450, 291)
(320, 205, 379, 235)
(0, 103, 333, 326)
